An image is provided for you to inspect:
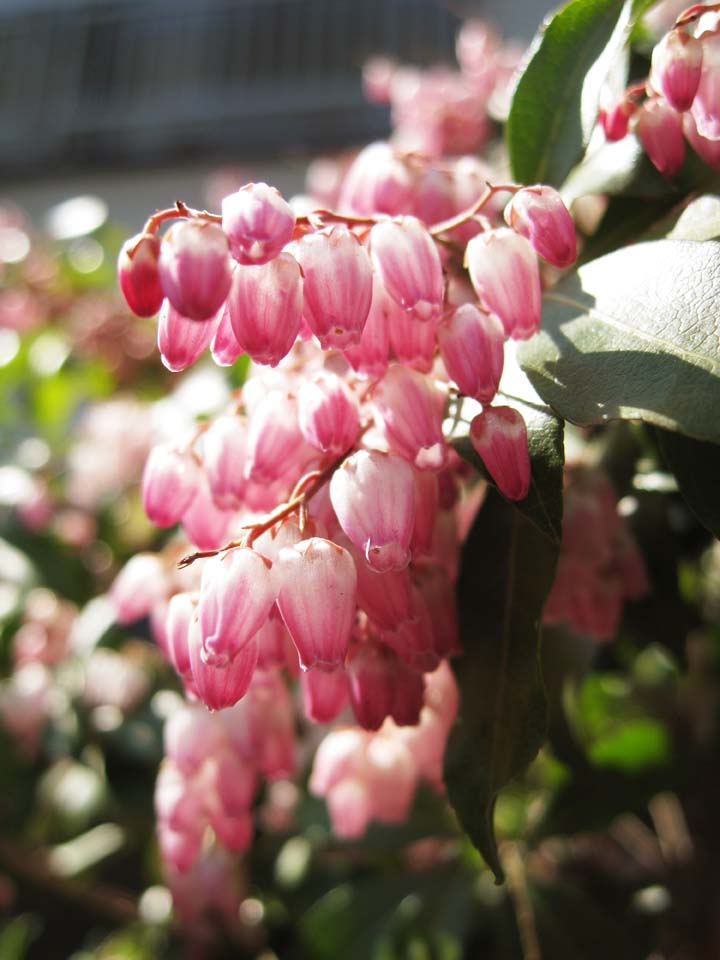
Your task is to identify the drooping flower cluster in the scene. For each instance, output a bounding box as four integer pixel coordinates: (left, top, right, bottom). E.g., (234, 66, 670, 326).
(543, 466, 649, 641)
(115, 122, 577, 884)
(363, 20, 522, 157)
(599, 2, 720, 174)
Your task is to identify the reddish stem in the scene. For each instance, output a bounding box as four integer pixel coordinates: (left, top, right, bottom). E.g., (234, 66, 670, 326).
(429, 182, 520, 237)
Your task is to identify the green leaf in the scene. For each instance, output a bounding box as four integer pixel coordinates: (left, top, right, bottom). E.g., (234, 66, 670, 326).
(507, 0, 644, 187)
(656, 428, 720, 537)
(518, 239, 720, 443)
(447, 351, 565, 544)
(667, 194, 720, 242)
(588, 718, 671, 771)
(0, 916, 42, 960)
(444, 482, 562, 882)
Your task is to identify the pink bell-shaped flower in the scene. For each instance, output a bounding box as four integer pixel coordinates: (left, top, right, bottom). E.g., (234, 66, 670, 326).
(338, 141, 415, 216)
(388, 307, 438, 373)
(369, 216, 444, 322)
(297, 373, 360, 456)
(158, 221, 232, 321)
(181, 476, 235, 550)
(636, 98, 686, 176)
(202, 415, 248, 510)
(692, 30, 720, 140)
(188, 620, 260, 710)
(198, 548, 277, 665)
(118, 232, 163, 317)
(437, 303, 504, 402)
(300, 667, 349, 722)
(141, 444, 200, 527)
(293, 225, 373, 349)
(111, 553, 166, 624)
(157, 299, 219, 372)
(504, 186, 577, 269)
(244, 391, 310, 485)
(465, 228, 541, 340)
(411, 470, 439, 557)
(165, 592, 195, 680)
(352, 546, 412, 628)
(342, 274, 392, 378)
(469, 405, 531, 501)
(276, 538, 357, 670)
(210, 303, 243, 367)
(650, 28, 703, 112)
(684, 111, 720, 167)
(330, 450, 415, 573)
(227, 252, 302, 366)
(346, 641, 423, 730)
(372, 364, 447, 471)
(221, 182, 295, 265)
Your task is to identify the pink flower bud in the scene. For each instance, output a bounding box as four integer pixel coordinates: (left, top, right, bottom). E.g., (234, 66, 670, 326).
(141, 444, 200, 527)
(293, 226, 373, 349)
(155, 763, 205, 832)
(413, 168, 457, 226)
(157, 299, 219, 372)
(347, 642, 423, 730)
(310, 728, 369, 795)
(381, 588, 438, 672)
(202, 415, 248, 510)
(437, 303, 504, 402)
(325, 779, 373, 838)
(255, 606, 299, 671)
(244, 391, 311, 485)
(188, 620, 259, 710)
(651, 28, 703, 112)
(330, 450, 415, 573)
(369, 216, 444, 322)
(158, 823, 202, 872)
(684, 111, 720, 167)
(214, 751, 257, 815)
(300, 667, 349, 722)
(112, 553, 166, 624)
(414, 565, 461, 658)
(118, 232, 163, 317)
(158, 221, 232, 321)
(353, 551, 412, 628)
(276, 538, 357, 669)
(210, 303, 243, 367)
(164, 704, 222, 774)
(411, 470, 439, 557)
(297, 373, 360, 455)
(198, 548, 277, 665)
(469, 406, 531, 501)
(181, 477, 235, 550)
(465, 228, 541, 340)
(636, 98, 686, 176)
(208, 810, 253, 852)
(221, 182, 295, 265)
(363, 735, 416, 822)
(338, 142, 415, 216)
(388, 308, 438, 373)
(165, 592, 194, 679)
(599, 93, 634, 141)
(227, 253, 302, 366)
(504, 186, 577, 268)
(692, 31, 720, 140)
(342, 274, 391, 378)
(372, 365, 447, 471)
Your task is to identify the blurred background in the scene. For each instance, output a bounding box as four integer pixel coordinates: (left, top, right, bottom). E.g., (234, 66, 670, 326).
(1, 0, 549, 224)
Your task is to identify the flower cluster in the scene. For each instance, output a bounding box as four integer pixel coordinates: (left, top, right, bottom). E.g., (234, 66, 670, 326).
(363, 20, 521, 157)
(543, 466, 649, 641)
(114, 121, 578, 895)
(600, 2, 720, 174)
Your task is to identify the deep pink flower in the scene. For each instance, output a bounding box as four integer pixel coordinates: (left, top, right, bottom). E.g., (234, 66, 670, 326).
(158, 221, 232, 321)
(469, 405, 531, 501)
(118, 232, 164, 317)
(222, 182, 295, 265)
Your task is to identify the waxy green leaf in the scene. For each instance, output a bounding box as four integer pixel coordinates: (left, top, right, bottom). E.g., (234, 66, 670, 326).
(444, 399, 563, 881)
(518, 239, 720, 443)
